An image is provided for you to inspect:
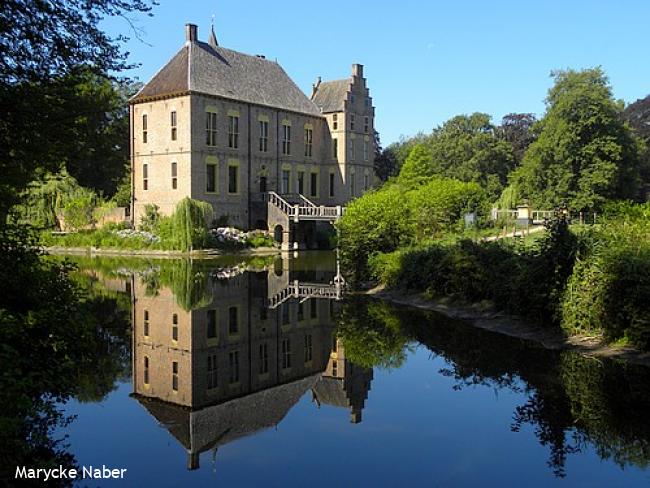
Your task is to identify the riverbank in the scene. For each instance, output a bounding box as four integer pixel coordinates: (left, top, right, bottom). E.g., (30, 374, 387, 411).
(366, 285, 650, 366)
(43, 245, 280, 258)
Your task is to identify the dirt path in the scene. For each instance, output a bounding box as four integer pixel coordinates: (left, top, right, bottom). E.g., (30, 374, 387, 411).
(365, 286, 650, 366)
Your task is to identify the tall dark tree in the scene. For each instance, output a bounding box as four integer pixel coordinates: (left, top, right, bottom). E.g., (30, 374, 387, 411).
(373, 130, 399, 182)
(498, 113, 537, 164)
(622, 95, 650, 198)
(0, 0, 156, 213)
(511, 68, 643, 210)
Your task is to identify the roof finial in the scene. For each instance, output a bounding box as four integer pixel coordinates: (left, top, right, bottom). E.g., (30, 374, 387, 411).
(208, 14, 218, 48)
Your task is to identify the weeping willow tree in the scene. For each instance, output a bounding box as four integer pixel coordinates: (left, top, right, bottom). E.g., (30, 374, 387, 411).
(17, 171, 96, 229)
(167, 197, 214, 251)
(158, 259, 213, 311)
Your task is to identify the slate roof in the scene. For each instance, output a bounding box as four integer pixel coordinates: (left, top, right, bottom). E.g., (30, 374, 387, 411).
(131, 41, 322, 116)
(311, 79, 351, 113)
(134, 373, 320, 454)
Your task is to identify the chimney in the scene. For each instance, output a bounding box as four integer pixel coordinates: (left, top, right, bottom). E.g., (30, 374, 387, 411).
(352, 64, 363, 78)
(185, 23, 198, 43)
(187, 452, 199, 470)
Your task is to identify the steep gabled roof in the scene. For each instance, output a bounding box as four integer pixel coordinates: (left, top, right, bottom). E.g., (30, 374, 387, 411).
(311, 79, 351, 113)
(131, 41, 322, 116)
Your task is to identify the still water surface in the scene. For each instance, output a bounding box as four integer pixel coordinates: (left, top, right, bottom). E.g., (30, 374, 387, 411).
(56, 252, 650, 487)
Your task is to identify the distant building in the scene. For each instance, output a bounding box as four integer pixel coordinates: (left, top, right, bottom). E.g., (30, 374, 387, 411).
(129, 22, 376, 231)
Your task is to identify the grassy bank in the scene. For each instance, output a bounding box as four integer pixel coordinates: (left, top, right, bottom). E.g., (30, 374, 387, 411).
(341, 201, 650, 351)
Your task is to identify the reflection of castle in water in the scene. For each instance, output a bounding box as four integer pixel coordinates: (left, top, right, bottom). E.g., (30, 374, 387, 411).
(130, 260, 372, 470)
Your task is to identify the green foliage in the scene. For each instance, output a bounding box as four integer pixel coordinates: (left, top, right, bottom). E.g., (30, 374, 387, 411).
(17, 171, 96, 229)
(337, 178, 488, 283)
(561, 203, 650, 347)
(337, 298, 410, 369)
(396, 113, 516, 200)
(337, 184, 412, 283)
(407, 179, 488, 239)
(63, 189, 96, 231)
(167, 198, 214, 252)
(511, 68, 643, 211)
(139, 203, 160, 232)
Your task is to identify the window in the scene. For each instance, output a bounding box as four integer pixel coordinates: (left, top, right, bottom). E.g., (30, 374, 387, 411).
(304, 127, 313, 157)
(143, 310, 149, 337)
(142, 164, 148, 190)
(351, 94, 356, 104)
(332, 359, 338, 377)
(332, 138, 338, 159)
(228, 163, 238, 194)
(206, 163, 217, 193)
(349, 139, 355, 160)
(282, 122, 291, 155)
(332, 113, 338, 131)
(297, 171, 305, 194)
(207, 309, 217, 339)
(281, 169, 291, 193)
(364, 172, 370, 191)
(171, 162, 178, 189)
(310, 299, 318, 319)
(298, 302, 305, 321)
(329, 173, 335, 198)
(259, 343, 269, 374)
(229, 351, 239, 383)
(310, 172, 318, 198)
(228, 115, 239, 149)
(259, 120, 268, 152)
(304, 334, 313, 362)
(144, 356, 150, 385)
(207, 355, 218, 389)
(206, 112, 217, 146)
(170, 111, 177, 140)
(350, 171, 356, 197)
(364, 140, 369, 161)
(142, 114, 148, 143)
(281, 339, 292, 369)
(228, 306, 238, 335)
(350, 114, 355, 131)
(172, 313, 178, 342)
(172, 361, 179, 391)
(259, 176, 267, 193)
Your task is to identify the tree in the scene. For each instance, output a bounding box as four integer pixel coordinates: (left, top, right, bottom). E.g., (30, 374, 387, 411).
(622, 95, 650, 198)
(511, 68, 643, 210)
(396, 113, 516, 200)
(499, 113, 538, 164)
(373, 130, 399, 182)
(0, 0, 156, 214)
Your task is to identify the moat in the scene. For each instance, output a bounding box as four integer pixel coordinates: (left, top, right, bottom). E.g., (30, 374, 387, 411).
(52, 252, 650, 486)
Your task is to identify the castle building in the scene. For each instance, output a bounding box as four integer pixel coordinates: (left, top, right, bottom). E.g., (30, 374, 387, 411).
(129, 23, 376, 230)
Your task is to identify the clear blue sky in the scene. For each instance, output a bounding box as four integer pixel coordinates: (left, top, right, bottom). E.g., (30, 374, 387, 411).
(103, 0, 650, 146)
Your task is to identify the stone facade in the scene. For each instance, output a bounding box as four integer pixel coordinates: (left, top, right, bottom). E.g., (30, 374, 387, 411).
(130, 23, 376, 230)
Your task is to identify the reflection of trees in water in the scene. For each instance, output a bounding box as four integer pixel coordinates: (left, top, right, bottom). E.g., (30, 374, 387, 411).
(340, 298, 650, 478)
(336, 298, 411, 369)
(0, 256, 132, 486)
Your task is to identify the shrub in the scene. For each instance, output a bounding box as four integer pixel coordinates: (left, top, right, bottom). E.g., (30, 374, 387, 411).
(63, 191, 96, 231)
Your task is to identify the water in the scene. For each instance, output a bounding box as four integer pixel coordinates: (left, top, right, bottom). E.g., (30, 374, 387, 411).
(36, 253, 650, 485)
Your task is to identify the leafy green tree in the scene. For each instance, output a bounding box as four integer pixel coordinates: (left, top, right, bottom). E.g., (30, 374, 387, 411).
(397, 113, 516, 200)
(511, 68, 643, 210)
(0, 0, 155, 214)
(373, 130, 399, 182)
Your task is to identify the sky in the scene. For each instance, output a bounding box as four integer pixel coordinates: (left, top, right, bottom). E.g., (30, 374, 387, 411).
(103, 0, 650, 146)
